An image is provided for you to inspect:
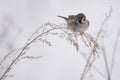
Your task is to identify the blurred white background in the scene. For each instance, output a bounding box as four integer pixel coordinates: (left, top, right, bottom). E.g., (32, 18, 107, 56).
(0, 0, 120, 80)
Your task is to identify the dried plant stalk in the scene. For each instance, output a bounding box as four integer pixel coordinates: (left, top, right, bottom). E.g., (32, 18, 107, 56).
(80, 7, 113, 80)
(0, 24, 65, 80)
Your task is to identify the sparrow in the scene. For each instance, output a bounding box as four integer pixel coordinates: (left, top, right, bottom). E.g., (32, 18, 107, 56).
(58, 13, 89, 33)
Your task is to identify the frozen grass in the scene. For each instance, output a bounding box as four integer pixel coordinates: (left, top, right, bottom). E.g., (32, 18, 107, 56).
(0, 7, 115, 80)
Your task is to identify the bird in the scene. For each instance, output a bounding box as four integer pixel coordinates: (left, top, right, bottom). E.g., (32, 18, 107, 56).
(58, 13, 89, 33)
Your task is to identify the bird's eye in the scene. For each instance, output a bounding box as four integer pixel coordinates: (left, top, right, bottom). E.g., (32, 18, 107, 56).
(81, 17, 86, 23)
(82, 17, 86, 21)
(83, 18, 86, 21)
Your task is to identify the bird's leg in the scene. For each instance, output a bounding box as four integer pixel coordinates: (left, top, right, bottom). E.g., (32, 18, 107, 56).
(73, 27, 76, 32)
(80, 31, 84, 35)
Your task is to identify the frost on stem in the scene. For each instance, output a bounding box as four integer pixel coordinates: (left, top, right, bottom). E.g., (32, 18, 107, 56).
(80, 7, 113, 80)
(0, 21, 99, 80)
(26, 22, 99, 52)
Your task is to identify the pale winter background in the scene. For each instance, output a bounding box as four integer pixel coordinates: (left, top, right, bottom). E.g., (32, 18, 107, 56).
(0, 0, 120, 80)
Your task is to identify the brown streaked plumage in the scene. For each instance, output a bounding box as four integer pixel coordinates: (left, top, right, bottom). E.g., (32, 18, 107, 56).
(58, 13, 89, 32)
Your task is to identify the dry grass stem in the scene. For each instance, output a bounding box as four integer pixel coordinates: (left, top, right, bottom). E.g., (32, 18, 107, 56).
(110, 30, 120, 75)
(0, 21, 99, 80)
(80, 7, 113, 80)
(0, 7, 113, 80)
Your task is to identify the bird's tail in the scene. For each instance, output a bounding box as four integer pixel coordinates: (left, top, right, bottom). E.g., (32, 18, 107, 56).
(57, 15, 68, 20)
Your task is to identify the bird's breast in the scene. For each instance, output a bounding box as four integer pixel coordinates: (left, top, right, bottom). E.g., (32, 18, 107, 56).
(67, 20, 89, 32)
(76, 20, 89, 32)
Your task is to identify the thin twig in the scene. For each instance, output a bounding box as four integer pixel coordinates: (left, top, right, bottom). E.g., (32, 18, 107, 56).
(0, 27, 65, 80)
(80, 7, 113, 80)
(0, 49, 16, 66)
(80, 51, 107, 79)
(102, 41, 110, 80)
(80, 53, 93, 80)
(110, 30, 120, 76)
